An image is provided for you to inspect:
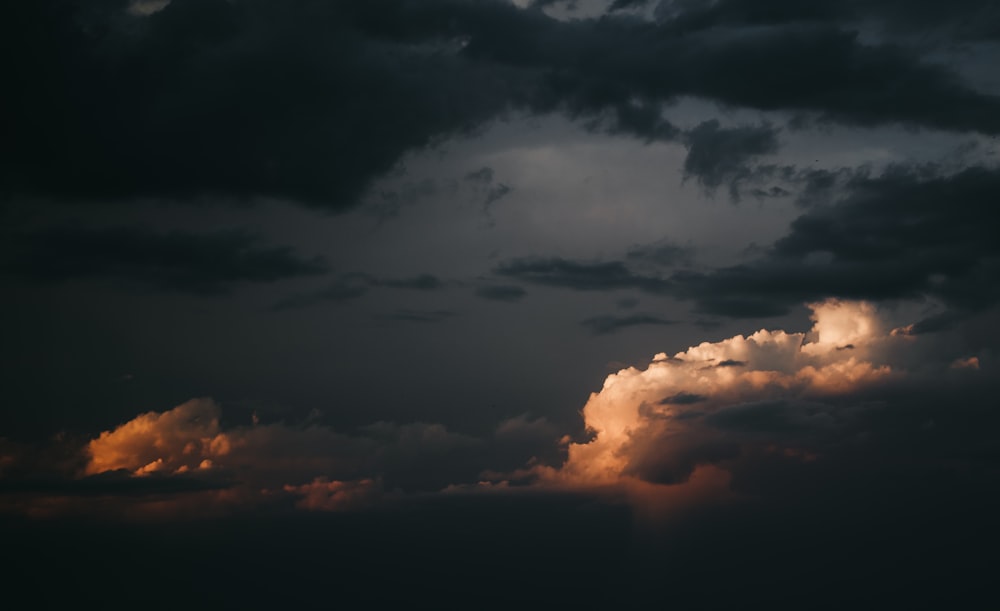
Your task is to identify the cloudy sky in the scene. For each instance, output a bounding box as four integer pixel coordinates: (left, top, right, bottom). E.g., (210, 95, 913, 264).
(3, 0, 1000, 606)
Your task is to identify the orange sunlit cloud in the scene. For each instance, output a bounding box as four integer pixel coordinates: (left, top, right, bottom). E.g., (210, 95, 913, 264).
(541, 299, 902, 488)
(64, 397, 487, 517)
(14, 299, 976, 521)
(71, 398, 385, 515)
(85, 398, 227, 476)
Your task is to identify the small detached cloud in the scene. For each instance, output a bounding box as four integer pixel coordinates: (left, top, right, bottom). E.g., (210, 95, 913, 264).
(581, 313, 676, 335)
(681, 119, 781, 199)
(475, 284, 527, 302)
(495, 257, 671, 294)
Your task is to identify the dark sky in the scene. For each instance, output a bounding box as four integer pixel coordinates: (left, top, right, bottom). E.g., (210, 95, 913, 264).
(3, 1, 1000, 607)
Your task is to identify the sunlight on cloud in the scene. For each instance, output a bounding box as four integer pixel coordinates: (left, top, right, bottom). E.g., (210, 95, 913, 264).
(51, 299, 983, 521)
(541, 299, 898, 487)
(86, 398, 228, 476)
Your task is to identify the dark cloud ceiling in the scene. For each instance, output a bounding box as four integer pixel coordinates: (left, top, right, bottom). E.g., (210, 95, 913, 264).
(5, 0, 1000, 210)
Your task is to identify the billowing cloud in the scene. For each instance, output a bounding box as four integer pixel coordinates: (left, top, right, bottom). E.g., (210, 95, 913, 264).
(83, 399, 492, 495)
(465, 294, 991, 526)
(539, 299, 907, 488)
(0, 396, 565, 517)
(85, 398, 228, 476)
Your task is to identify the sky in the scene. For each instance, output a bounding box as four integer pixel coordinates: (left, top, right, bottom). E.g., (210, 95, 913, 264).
(3, 0, 1000, 607)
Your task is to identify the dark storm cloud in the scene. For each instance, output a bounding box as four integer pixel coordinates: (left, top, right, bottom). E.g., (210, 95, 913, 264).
(701, 163, 856, 206)
(495, 257, 671, 293)
(580, 313, 675, 335)
(483, 162, 987, 320)
(656, 0, 1000, 42)
(6, 0, 1000, 210)
(475, 284, 527, 302)
(682, 120, 781, 196)
(2, 0, 523, 208)
(3, 225, 327, 295)
(531, 18, 1000, 136)
(671, 165, 1000, 323)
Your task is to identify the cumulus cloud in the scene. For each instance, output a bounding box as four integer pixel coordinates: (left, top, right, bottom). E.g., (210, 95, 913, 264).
(537, 299, 906, 489)
(85, 398, 227, 476)
(68, 398, 498, 515)
(12, 298, 995, 521)
(445, 296, 995, 527)
(0, 395, 570, 518)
